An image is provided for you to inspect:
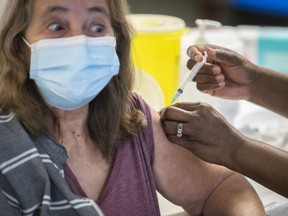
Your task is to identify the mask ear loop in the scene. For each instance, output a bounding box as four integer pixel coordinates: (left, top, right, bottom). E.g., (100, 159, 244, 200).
(20, 37, 32, 74)
(22, 37, 31, 48)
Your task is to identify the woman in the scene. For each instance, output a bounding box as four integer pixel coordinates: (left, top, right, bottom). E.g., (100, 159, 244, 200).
(0, 0, 265, 215)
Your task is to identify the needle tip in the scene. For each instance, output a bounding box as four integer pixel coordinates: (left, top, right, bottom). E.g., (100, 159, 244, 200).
(171, 92, 181, 104)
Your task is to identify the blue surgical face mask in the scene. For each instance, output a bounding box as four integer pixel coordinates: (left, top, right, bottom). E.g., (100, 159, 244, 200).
(23, 35, 120, 110)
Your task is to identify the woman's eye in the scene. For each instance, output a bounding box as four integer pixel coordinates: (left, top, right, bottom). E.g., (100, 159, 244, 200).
(90, 24, 104, 33)
(48, 23, 64, 32)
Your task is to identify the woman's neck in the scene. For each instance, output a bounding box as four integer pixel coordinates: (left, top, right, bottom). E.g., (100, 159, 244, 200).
(47, 105, 91, 146)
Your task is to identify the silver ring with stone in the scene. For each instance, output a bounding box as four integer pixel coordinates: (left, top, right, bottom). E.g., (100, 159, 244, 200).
(176, 123, 184, 138)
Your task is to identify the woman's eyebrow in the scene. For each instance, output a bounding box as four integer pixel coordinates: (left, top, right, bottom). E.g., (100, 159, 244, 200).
(44, 6, 69, 15)
(87, 6, 110, 18)
(41, 5, 109, 18)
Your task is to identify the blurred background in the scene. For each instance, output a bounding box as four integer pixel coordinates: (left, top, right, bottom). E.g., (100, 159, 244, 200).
(128, 0, 288, 27)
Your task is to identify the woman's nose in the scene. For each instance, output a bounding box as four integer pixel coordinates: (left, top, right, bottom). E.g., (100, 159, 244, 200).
(65, 18, 87, 37)
(66, 27, 86, 37)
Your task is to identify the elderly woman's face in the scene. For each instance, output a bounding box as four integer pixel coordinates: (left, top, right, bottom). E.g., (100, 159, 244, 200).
(25, 0, 114, 43)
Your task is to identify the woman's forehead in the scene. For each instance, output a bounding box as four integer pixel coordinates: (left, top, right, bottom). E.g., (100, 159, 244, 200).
(31, 0, 110, 17)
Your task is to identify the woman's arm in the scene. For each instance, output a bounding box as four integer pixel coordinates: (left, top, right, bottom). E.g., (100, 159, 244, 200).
(151, 108, 265, 215)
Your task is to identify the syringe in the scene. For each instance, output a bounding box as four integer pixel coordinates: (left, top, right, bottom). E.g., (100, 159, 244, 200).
(171, 51, 208, 104)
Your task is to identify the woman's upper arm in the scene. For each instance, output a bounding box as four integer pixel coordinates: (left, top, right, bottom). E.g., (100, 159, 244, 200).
(151, 107, 234, 213)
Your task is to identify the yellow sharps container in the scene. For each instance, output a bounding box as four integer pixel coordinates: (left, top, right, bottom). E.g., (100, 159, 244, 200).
(128, 14, 186, 105)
